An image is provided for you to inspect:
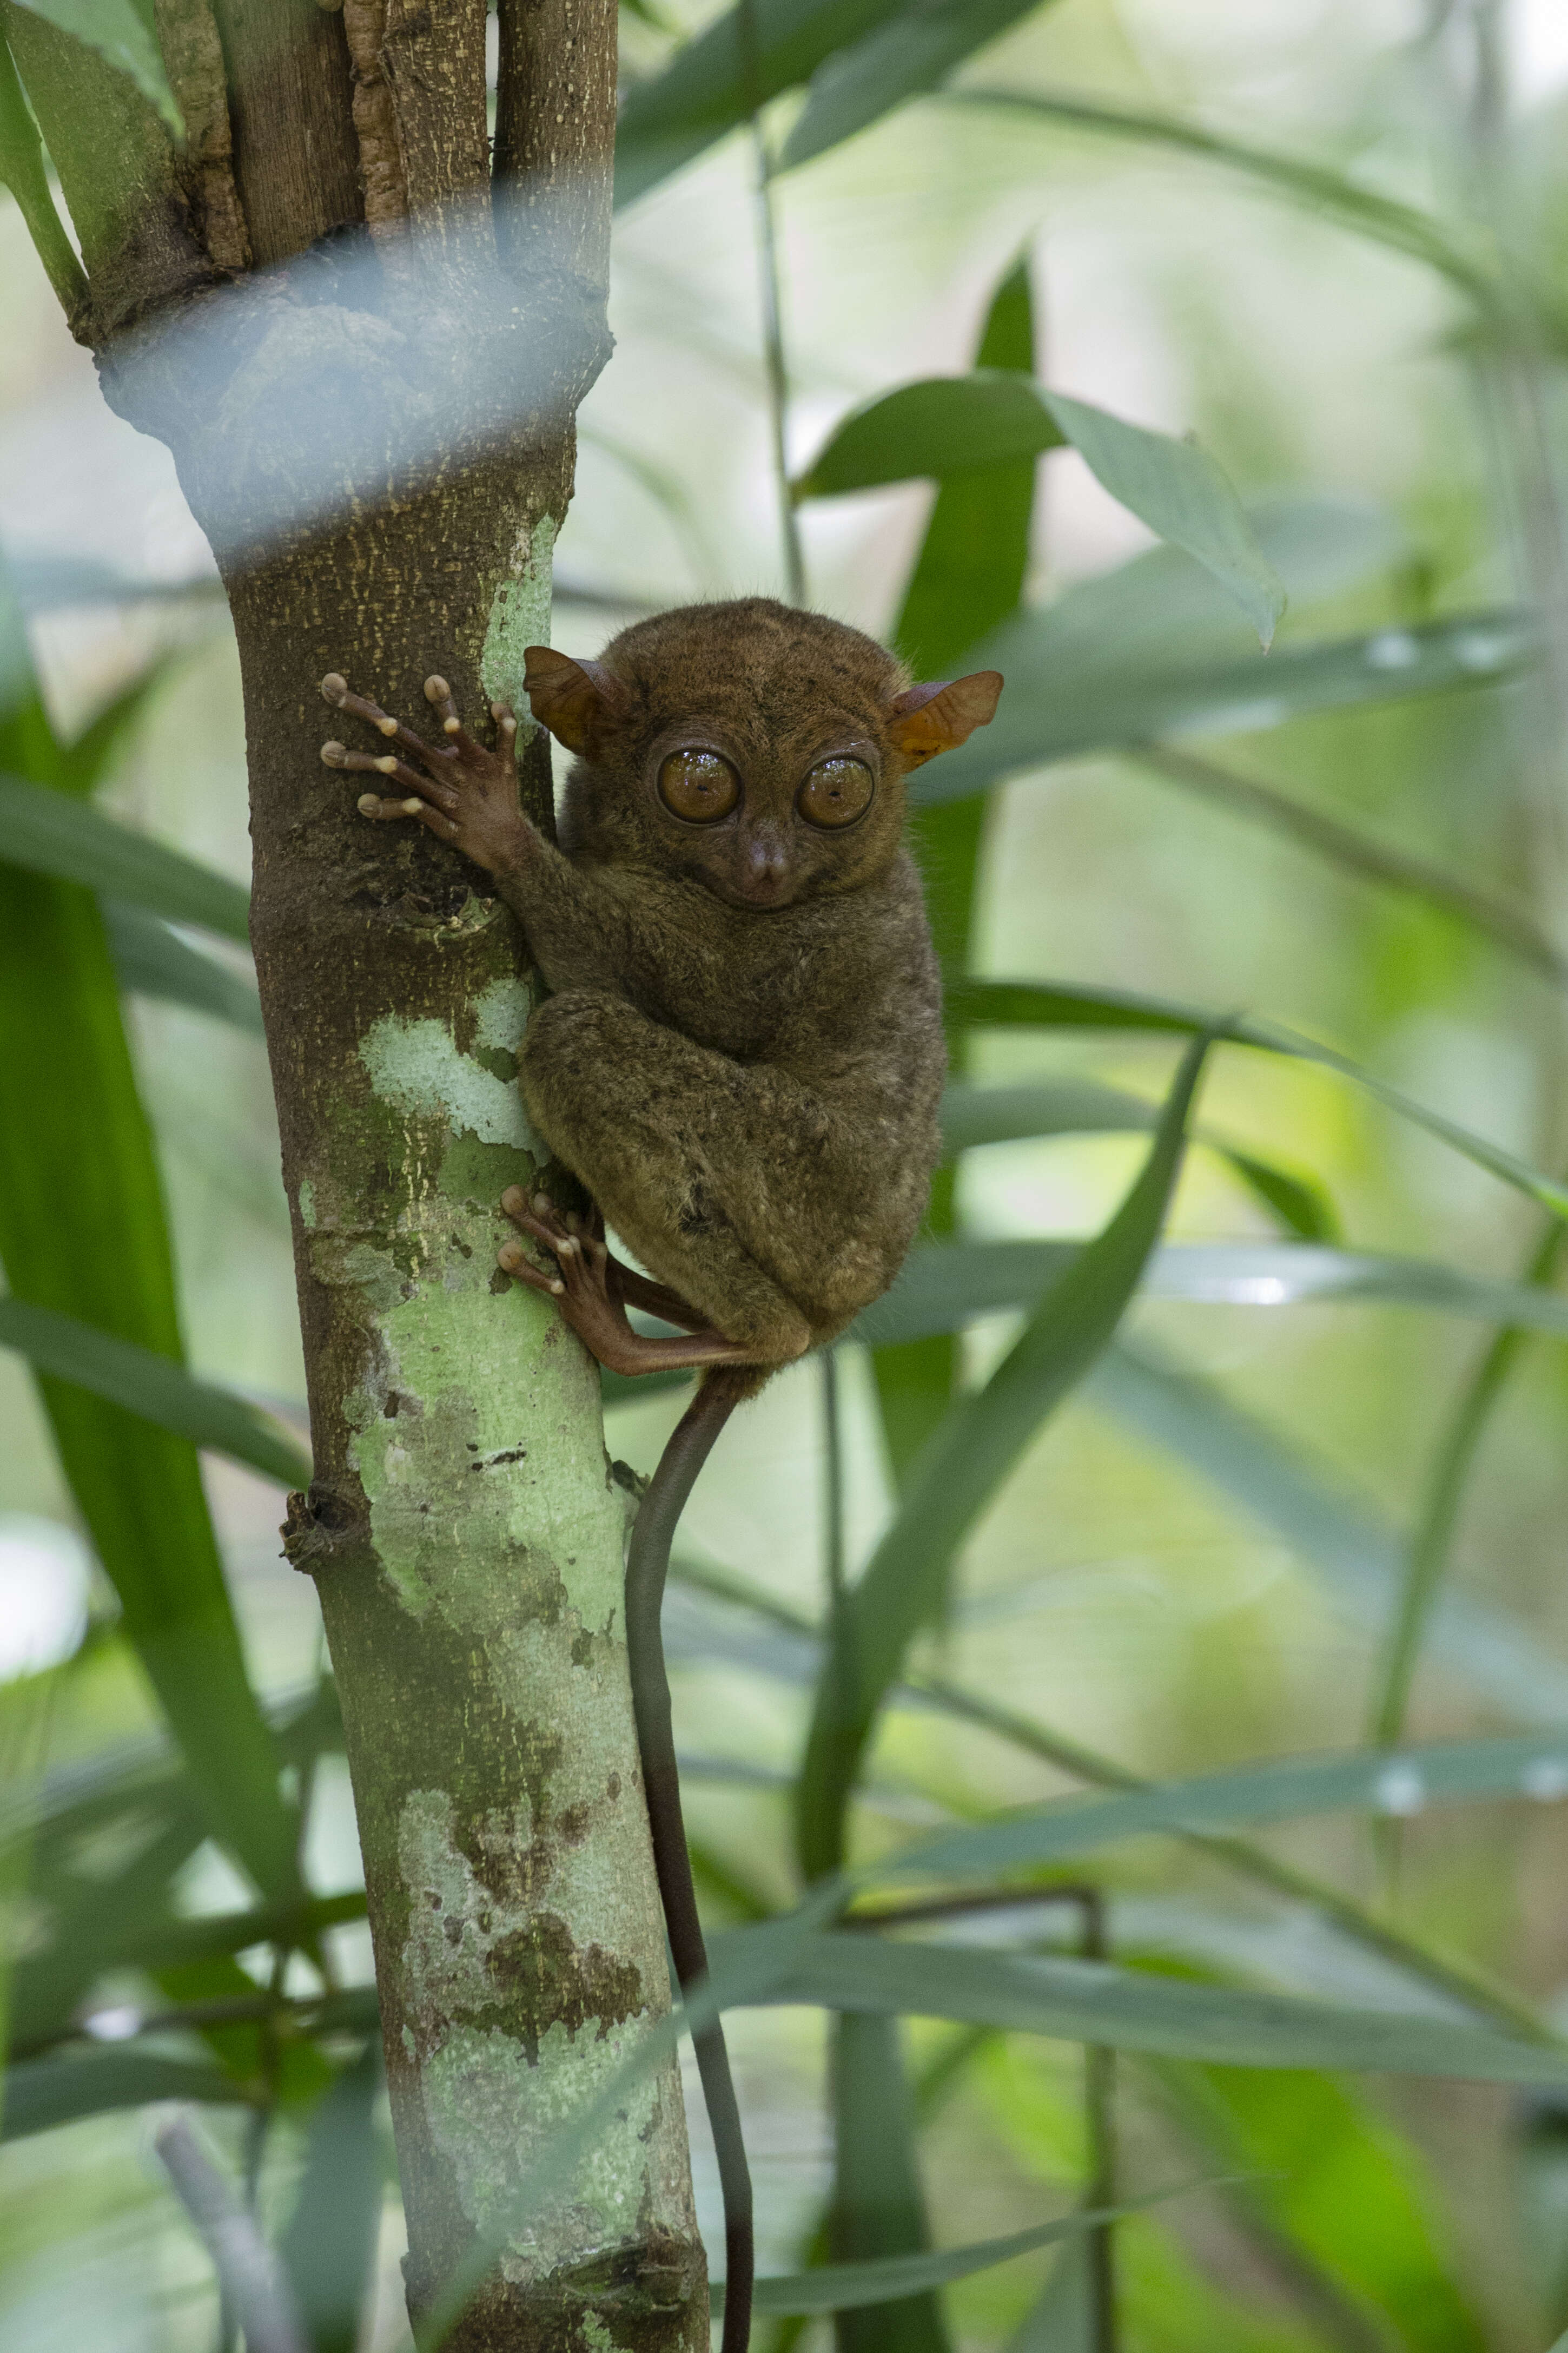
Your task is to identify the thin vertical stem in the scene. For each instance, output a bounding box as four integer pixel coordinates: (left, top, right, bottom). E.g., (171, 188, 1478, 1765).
(739, 0, 807, 603)
(1079, 1889, 1117, 2353)
(822, 1351, 846, 1612)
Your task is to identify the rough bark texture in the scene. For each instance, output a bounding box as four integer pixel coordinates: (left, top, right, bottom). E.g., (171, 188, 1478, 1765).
(11, 0, 709, 2339)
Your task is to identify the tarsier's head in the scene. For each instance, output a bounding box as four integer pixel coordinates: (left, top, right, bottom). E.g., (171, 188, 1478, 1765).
(522, 598, 1002, 911)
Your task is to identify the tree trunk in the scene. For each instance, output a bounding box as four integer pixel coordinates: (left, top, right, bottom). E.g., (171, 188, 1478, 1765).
(5, 2, 710, 2341)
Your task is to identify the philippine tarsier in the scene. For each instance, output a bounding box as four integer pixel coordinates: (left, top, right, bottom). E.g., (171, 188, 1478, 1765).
(320, 597, 1001, 2350)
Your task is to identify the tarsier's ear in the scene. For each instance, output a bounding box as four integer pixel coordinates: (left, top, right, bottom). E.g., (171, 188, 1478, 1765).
(885, 671, 1004, 768)
(522, 647, 631, 755)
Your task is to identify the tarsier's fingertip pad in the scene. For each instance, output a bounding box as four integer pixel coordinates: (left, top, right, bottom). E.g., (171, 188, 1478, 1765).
(320, 673, 347, 703)
(550, 1280, 566, 1296)
(424, 674, 451, 702)
(374, 755, 398, 774)
(356, 794, 379, 815)
(400, 798, 422, 815)
(321, 740, 346, 766)
(442, 716, 461, 735)
(500, 1185, 525, 1215)
(497, 1241, 522, 1269)
(377, 716, 398, 736)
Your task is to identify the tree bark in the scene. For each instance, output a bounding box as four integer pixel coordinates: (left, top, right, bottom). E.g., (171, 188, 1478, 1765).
(8, 2, 710, 2341)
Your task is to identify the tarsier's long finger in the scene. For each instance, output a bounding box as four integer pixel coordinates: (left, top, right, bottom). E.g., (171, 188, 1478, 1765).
(320, 674, 446, 768)
(489, 701, 521, 776)
(497, 1238, 566, 1297)
(320, 741, 440, 797)
(424, 674, 484, 757)
(353, 792, 460, 840)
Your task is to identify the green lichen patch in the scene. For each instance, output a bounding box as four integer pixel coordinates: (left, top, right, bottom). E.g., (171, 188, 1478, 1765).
(360, 1011, 537, 1152)
(482, 512, 558, 729)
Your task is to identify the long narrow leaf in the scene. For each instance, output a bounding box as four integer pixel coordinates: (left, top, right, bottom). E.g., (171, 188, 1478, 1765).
(950, 976, 1568, 1218)
(10, 0, 181, 129)
(0, 1297, 312, 1486)
(105, 902, 266, 1032)
(797, 1038, 1211, 1878)
(779, 0, 1061, 172)
(732, 1933, 1568, 2085)
(875, 1731, 1568, 1892)
(915, 609, 1534, 805)
(796, 375, 1282, 642)
(0, 770, 252, 941)
(2, 2051, 242, 2140)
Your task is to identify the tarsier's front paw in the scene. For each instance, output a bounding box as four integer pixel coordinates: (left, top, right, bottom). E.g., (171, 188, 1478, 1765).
(319, 671, 530, 876)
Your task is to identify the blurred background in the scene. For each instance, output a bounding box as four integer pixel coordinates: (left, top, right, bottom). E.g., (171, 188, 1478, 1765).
(9, 0, 1568, 2344)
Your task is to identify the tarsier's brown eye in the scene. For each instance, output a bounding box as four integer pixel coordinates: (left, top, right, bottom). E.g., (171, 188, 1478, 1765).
(657, 749, 740, 823)
(798, 756, 874, 829)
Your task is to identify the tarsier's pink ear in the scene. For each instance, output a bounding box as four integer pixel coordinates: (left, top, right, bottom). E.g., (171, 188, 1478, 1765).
(522, 647, 630, 755)
(886, 671, 1004, 768)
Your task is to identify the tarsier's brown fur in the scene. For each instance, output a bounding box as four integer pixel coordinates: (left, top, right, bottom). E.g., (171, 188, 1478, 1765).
(320, 598, 1001, 2353)
(322, 596, 1001, 1397)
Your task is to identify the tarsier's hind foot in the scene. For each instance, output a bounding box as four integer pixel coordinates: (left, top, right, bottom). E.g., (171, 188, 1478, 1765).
(498, 1189, 763, 1377)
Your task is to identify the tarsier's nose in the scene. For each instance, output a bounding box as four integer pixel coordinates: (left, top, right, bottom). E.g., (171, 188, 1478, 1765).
(740, 827, 791, 898)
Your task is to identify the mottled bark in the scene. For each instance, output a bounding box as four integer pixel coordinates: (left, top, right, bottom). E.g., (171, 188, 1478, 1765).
(9, 0, 710, 2341)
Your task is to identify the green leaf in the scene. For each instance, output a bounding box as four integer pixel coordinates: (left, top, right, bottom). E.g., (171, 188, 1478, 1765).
(940, 1080, 1337, 1237)
(948, 976, 1568, 1221)
(780, 0, 1061, 172)
(797, 1037, 1211, 1880)
(0, 1295, 312, 1486)
(0, 555, 299, 1906)
(828, 2012, 952, 2351)
(279, 2042, 386, 2353)
(2, 2049, 242, 2140)
(722, 2191, 1197, 2316)
(731, 1933, 1568, 2085)
(613, 0, 903, 208)
(796, 375, 1284, 642)
(1091, 1337, 1568, 1727)
(878, 251, 1038, 1485)
(0, 30, 87, 313)
(916, 604, 1534, 804)
(875, 1730, 1568, 1892)
(0, 770, 251, 940)
(796, 372, 1066, 496)
(847, 1235, 1568, 1351)
(1038, 391, 1285, 646)
(104, 901, 267, 1031)
(10, 0, 180, 130)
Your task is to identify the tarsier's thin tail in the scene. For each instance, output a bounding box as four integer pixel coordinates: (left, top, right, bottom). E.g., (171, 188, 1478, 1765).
(625, 1363, 757, 2353)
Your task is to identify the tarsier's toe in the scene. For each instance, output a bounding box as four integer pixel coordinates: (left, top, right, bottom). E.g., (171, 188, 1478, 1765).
(321, 673, 348, 704)
(321, 740, 347, 766)
(500, 1185, 527, 1218)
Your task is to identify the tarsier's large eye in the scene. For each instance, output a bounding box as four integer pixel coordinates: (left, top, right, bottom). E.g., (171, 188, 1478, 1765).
(657, 749, 740, 823)
(798, 756, 875, 829)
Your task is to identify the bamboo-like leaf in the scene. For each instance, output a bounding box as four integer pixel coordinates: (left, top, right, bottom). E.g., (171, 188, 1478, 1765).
(0, 1295, 312, 1485)
(915, 607, 1534, 806)
(828, 2012, 951, 2351)
(279, 2042, 385, 2353)
(11, 0, 180, 129)
(874, 1730, 1568, 1892)
(877, 250, 1038, 1483)
(847, 1236, 1568, 1351)
(796, 372, 1066, 496)
(717, 2191, 1200, 2316)
(796, 376, 1283, 642)
(0, 29, 87, 312)
(0, 770, 251, 940)
(729, 1933, 1568, 2085)
(0, 559, 298, 1904)
(779, 0, 1062, 172)
(949, 976, 1568, 1219)
(613, 0, 903, 208)
(105, 901, 267, 1031)
(2, 2049, 242, 2140)
(796, 1038, 1210, 1880)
